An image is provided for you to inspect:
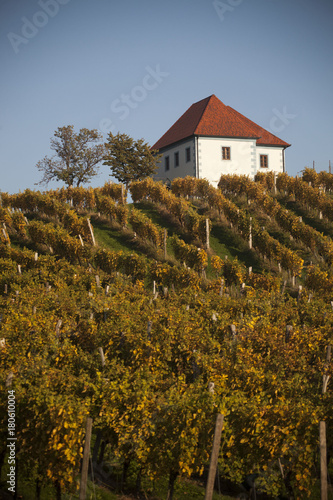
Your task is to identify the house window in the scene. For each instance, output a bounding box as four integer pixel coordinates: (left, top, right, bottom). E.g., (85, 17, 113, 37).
(185, 147, 191, 163)
(260, 155, 268, 168)
(222, 147, 231, 160)
(165, 156, 170, 171)
(174, 151, 179, 167)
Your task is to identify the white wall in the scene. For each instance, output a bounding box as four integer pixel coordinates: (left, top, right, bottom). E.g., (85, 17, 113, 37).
(154, 138, 196, 184)
(198, 137, 257, 187)
(255, 146, 284, 176)
(154, 137, 286, 187)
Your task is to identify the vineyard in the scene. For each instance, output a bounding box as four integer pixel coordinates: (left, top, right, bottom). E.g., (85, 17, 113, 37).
(0, 169, 333, 500)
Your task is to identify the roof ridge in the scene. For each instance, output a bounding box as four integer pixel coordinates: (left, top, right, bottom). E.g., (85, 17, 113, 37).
(226, 105, 290, 146)
(194, 95, 220, 135)
(152, 96, 212, 150)
(152, 95, 290, 150)
(226, 106, 261, 139)
(191, 95, 212, 131)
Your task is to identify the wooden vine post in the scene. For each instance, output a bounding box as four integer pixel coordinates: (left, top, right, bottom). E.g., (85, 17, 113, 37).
(2, 225, 10, 246)
(249, 217, 252, 249)
(206, 218, 210, 250)
(79, 417, 93, 500)
(164, 229, 167, 259)
(98, 347, 105, 367)
(273, 172, 277, 194)
(320, 345, 331, 500)
(320, 422, 327, 500)
(205, 414, 224, 500)
(87, 218, 96, 246)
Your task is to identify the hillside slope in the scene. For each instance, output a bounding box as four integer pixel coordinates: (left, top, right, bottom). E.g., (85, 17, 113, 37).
(0, 172, 332, 499)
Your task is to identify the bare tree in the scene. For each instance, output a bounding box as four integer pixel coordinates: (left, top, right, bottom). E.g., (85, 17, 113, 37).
(36, 125, 106, 187)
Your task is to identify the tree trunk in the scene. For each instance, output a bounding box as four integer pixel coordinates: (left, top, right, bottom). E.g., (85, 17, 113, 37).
(92, 430, 102, 464)
(121, 460, 130, 489)
(36, 478, 41, 500)
(166, 470, 178, 500)
(98, 440, 106, 464)
(283, 471, 294, 499)
(55, 480, 61, 500)
(136, 467, 142, 495)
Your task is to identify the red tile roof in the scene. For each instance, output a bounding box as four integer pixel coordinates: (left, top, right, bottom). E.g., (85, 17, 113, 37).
(152, 95, 291, 150)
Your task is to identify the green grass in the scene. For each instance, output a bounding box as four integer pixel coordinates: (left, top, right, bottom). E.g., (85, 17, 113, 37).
(139, 475, 235, 499)
(91, 200, 273, 279)
(132, 201, 183, 259)
(133, 200, 266, 275)
(63, 481, 119, 500)
(210, 222, 263, 273)
(131, 201, 179, 235)
(2, 466, 332, 500)
(225, 193, 320, 267)
(91, 210, 175, 262)
(0, 473, 235, 500)
(92, 217, 139, 255)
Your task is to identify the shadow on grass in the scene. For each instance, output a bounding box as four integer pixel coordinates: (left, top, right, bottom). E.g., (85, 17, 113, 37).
(211, 223, 263, 273)
(279, 198, 333, 240)
(91, 217, 142, 254)
(91, 216, 168, 262)
(132, 201, 180, 236)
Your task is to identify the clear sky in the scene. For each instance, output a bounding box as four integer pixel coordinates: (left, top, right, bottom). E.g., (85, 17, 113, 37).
(1, 0, 332, 193)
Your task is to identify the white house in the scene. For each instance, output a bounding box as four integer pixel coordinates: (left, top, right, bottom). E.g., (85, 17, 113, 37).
(152, 95, 291, 187)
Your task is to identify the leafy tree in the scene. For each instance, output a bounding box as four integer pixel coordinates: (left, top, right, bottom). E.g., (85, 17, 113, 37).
(103, 132, 161, 187)
(36, 125, 105, 187)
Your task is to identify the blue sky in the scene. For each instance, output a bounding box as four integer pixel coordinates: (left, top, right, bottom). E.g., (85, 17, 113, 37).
(1, 0, 332, 193)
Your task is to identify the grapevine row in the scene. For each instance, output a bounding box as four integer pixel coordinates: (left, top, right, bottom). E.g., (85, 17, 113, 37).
(218, 174, 333, 265)
(170, 235, 208, 271)
(129, 177, 210, 243)
(1, 186, 168, 251)
(171, 177, 304, 276)
(1, 191, 93, 243)
(1, 253, 333, 498)
(301, 167, 333, 191)
(266, 172, 333, 221)
(128, 208, 165, 248)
